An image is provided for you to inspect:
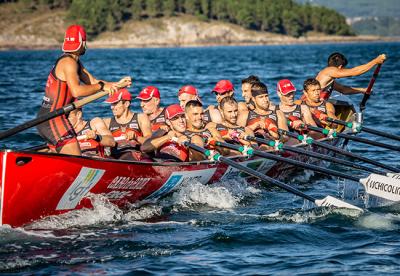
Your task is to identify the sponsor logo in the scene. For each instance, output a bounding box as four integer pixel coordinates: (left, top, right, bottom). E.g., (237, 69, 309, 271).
(56, 167, 105, 210)
(145, 168, 216, 200)
(155, 117, 165, 123)
(107, 176, 151, 190)
(366, 178, 400, 195)
(129, 123, 139, 129)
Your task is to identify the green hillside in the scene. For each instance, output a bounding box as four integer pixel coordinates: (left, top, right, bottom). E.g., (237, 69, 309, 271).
(1, 0, 354, 38)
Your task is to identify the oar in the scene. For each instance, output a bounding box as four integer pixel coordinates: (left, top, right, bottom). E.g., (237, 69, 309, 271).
(278, 128, 400, 173)
(313, 110, 400, 142)
(246, 136, 385, 175)
(213, 141, 400, 202)
(305, 124, 400, 152)
(360, 64, 382, 113)
(0, 90, 109, 140)
(185, 142, 362, 211)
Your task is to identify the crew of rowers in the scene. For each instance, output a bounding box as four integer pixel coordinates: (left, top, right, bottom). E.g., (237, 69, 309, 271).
(68, 76, 342, 162)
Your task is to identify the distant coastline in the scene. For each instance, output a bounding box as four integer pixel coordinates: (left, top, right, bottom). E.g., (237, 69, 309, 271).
(0, 11, 398, 51)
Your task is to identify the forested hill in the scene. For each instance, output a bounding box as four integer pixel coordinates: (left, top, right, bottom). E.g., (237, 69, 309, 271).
(6, 0, 353, 38)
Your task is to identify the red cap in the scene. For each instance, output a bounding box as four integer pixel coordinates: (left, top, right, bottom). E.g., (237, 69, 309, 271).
(212, 80, 234, 94)
(165, 104, 185, 120)
(277, 79, 296, 95)
(105, 88, 132, 104)
(62, 25, 86, 52)
(137, 86, 160, 100)
(178, 85, 198, 97)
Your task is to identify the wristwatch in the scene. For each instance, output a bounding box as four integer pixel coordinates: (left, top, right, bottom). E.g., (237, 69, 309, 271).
(98, 81, 105, 91)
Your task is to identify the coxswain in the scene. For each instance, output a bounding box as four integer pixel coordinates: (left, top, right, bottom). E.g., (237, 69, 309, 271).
(241, 75, 260, 111)
(316, 52, 386, 100)
(103, 88, 152, 160)
(141, 104, 205, 161)
(68, 108, 115, 158)
(137, 86, 168, 131)
(36, 25, 131, 156)
(208, 96, 256, 155)
(242, 82, 288, 141)
(296, 78, 336, 128)
(276, 79, 321, 138)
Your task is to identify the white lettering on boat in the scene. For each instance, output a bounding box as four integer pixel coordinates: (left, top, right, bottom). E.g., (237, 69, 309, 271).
(105, 190, 131, 200)
(145, 168, 217, 200)
(56, 167, 105, 210)
(107, 176, 151, 190)
(221, 159, 266, 180)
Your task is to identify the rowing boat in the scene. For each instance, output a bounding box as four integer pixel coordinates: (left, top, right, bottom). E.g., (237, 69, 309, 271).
(0, 96, 355, 227)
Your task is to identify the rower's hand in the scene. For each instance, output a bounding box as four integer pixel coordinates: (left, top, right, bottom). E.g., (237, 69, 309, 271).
(177, 135, 189, 146)
(104, 82, 119, 96)
(116, 76, 132, 88)
(125, 130, 137, 141)
(375, 54, 386, 64)
(291, 120, 304, 131)
(84, 129, 97, 140)
(159, 124, 170, 132)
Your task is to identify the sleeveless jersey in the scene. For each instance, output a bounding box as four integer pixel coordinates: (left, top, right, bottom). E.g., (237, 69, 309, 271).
(109, 113, 142, 150)
(304, 101, 328, 127)
(150, 108, 167, 131)
(276, 104, 302, 120)
(203, 109, 212, 124)
(320, 81, 334, 100)
(216, 124, 245, 145)
(37, 54, 82, 147)
(246, 108, 278, 139)
(76, 122, 104, 157)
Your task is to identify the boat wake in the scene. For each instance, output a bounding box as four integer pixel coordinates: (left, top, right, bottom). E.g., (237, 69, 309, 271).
(24, 178, 260, 230)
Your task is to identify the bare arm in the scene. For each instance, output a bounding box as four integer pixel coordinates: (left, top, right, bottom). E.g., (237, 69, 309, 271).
(326, 102, 336, 119)
(137, 113, 152, 144)
(209, 106, 223, 124)
(189, 135, 206, 161)
(328, 54, 385, 79)
(333, 82, 366, 95)
(90, 117, 116, 147)
(301, 105, 317, 127)
(141, 131, 172, 153)
(276, 110, 289, 142)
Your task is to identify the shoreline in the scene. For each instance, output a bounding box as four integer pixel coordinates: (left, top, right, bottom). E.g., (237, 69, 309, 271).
(1, 36, 399, 51)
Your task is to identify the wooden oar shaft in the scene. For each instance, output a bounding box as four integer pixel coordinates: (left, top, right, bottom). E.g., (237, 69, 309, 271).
(0, 90, 108, 141)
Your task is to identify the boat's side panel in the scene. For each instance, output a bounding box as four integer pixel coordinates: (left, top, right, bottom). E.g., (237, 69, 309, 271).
(0, 151, 6, 225)
(1, 153, 222, 227)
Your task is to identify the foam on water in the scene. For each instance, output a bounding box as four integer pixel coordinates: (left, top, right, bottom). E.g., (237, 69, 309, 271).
(357, 213, 398, 230)
(170, 178, 261, 209)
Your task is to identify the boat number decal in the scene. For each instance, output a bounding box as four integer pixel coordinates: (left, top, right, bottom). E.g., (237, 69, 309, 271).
(56, 167, 105, 210)
(145, 168, 217, 200)
(221, 159, 266, 180)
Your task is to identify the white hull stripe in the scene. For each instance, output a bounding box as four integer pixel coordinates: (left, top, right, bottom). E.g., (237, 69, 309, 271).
(1, 151, 8, 226)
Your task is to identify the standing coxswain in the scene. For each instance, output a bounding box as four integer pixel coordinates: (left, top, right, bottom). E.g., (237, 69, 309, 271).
(37, 25, 131, 156)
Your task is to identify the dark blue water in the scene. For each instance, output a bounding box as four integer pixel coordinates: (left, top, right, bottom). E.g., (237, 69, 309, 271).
(1, 43, 400, 274)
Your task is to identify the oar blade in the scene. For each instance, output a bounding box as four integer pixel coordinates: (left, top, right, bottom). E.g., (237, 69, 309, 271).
(360, 174, 400, 202)
(315, 195, 363, 211)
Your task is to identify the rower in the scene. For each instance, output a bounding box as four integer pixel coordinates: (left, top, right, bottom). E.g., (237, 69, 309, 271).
(296, 78, 336, 128)
(241, 75, 260, 111)
(178, 85, 221, 124)
(242, 81, 288, 141)
(209, 96, 256, 155)
(276, 79, 320, 138)
(36, 25, 131, 156)
(137, 86, 167, 131)
(316, 52, 386, 100)
(68, 108, 115, 158)
(141, 104, 205, 161)
(103, 88, 152, 160)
